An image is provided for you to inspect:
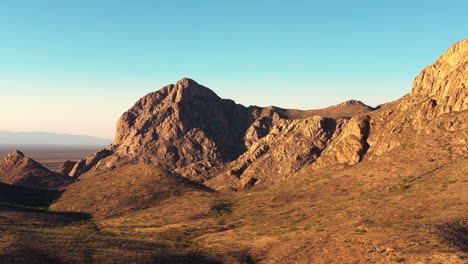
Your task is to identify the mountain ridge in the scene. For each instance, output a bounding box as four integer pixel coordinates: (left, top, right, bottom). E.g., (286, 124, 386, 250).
(57, 39, 466, 191)
(0, 131, 112, 145)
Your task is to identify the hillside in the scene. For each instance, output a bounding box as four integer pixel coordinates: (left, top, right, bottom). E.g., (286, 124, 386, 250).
(0, 39, 466, 263)
(51, 164, 214, 219)
(0, 150, 73, 188)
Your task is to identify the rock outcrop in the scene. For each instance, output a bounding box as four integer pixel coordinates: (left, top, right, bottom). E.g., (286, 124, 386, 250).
(0, 150, 73, 188)
(205, 116, 341, 190)
(409, 39, 467, 114)
(54, 160, 77, 176)
(366, 38, 468, 158)
(68, 149, 113, 177)
(312, 115, 371, 168)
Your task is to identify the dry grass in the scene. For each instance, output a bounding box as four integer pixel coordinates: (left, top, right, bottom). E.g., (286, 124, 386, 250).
(1, 117, 467, 263)
(51, 164, 213, 219)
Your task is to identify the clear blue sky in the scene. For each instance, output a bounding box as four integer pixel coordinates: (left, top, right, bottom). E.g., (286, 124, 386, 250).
(0, 0, 466, 138)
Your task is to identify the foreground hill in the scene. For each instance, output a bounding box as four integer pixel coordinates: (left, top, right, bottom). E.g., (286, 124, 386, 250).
(0, 150, 73, 188)
(51, 164, 214, 219)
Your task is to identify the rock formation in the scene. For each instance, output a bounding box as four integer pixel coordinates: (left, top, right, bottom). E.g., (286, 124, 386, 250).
(54, 160, 77, 176)
(56, 39, 467, 191)
(312, 115, 371, 168)
(67, 78, 377, 189)
(0, 150, 73, 188)
(365, 39, 468, 158)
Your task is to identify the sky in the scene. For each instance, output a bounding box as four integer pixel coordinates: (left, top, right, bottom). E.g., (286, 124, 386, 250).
(0, 1, 466, 139)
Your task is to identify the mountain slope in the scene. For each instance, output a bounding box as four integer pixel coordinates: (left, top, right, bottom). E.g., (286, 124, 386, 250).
(51, 164, 214, 219)
(0, 150, 73, 188)
(98, 130, 467, 263)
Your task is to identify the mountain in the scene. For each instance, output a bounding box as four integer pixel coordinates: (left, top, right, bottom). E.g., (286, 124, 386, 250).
(0, 131, 112, 145)
(0, 39, 466, 263)
(0, 150, 73, 188)
(61, 36, 466, 193)
(64, 79, 378, 189)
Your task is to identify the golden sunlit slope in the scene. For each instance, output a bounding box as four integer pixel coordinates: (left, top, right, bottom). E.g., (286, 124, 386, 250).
(96, 120, 467, 263)
(51, 164, 214, 219)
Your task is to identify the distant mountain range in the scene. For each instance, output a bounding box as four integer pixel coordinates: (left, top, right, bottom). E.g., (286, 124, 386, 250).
(0, 131, 113, 145)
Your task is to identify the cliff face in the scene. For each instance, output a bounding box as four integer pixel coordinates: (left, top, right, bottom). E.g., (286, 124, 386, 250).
(410, 39, 467, 114)
(114, 78, 254, 165)
(363, 39, 468, 158)
(64, 39, 467, 191)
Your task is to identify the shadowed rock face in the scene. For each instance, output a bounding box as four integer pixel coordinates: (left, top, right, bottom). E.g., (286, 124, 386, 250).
(0, 150, 73, 188)
(62, 39, 467, 191)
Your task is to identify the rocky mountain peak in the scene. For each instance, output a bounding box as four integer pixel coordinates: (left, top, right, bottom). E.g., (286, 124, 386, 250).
(408, 38, 467, 115)
(172, 78, 221, 103)
(3, 150, 35, 167)
(111, 78, 253, 174)
(176, 77, 197, 87)
(438, 38, 468, 66)
(6, 150, 25, 159)
(337, 100, 366, 108)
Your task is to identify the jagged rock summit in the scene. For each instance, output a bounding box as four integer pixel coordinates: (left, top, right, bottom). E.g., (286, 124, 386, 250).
(0, 150, 73, 188)
(60, 39, 467, 191)
(114, 78, 253, 165)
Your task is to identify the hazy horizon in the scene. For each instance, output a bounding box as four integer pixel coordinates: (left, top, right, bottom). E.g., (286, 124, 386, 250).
(1, 1, 467, 138)
(0, 131, 113, 145)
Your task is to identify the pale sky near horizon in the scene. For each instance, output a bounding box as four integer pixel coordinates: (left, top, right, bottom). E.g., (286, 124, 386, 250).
(0, 1, 467, 138)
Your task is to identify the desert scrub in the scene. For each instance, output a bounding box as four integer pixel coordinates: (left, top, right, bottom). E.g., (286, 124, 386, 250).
(210, 199, 232, 217)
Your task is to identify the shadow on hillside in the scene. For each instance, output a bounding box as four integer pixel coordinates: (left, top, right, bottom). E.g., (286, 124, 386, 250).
(0, 182, 62, 207)
(0, 238, 222, 264)
(436, 217, 468, 253)
(0, 204, 91, 222)
(0, 251, 221, 264)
